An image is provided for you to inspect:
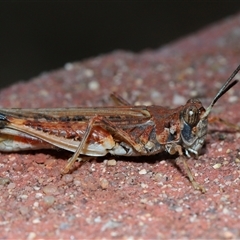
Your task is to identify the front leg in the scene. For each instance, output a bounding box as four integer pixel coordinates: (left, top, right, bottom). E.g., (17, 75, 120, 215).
(209, 116, 240, 131)
(166, 143, 206, 193)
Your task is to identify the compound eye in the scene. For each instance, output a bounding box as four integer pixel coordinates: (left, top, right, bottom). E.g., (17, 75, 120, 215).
(182, 105, 199, 126)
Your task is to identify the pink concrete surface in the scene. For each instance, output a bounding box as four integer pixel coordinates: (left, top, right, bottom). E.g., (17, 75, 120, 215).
(0, 13, 240, 239)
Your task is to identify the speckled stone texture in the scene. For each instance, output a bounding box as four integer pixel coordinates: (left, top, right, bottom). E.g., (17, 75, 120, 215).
(0, 13, 240, 239)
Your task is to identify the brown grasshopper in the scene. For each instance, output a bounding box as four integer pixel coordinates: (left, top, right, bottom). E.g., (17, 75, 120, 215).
(0, 65, 239, 192)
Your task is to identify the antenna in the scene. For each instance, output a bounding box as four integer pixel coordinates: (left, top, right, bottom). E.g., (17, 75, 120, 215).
(201, 65, 240, 119)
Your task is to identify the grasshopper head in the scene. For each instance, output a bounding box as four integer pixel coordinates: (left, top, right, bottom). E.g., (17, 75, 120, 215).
(180, 99, 207, 155)
(180, 65, 240, 156)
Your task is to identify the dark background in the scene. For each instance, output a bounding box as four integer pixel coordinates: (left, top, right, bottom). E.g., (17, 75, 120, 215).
(1, 1, 240, 89)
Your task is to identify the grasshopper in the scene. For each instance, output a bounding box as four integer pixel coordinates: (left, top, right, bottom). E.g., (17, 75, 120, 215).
(0, 65, 239, 192)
